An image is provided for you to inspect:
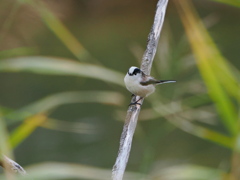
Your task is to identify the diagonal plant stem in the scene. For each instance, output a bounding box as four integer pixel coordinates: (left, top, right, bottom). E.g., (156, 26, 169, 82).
(175, 0, 238, 135)
(112, 1, 169, 180)
(0, 155, 26, 176)
(17, 0, 89, 61)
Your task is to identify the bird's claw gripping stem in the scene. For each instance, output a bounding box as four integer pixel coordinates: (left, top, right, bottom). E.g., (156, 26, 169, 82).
(128, 96, 143, 106)
(129, 102, 142, 106)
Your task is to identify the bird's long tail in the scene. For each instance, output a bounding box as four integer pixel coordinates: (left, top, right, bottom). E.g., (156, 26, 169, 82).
(156, 80, 176, 84)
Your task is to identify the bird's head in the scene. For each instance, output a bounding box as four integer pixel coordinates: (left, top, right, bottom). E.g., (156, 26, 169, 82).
(128, 66, 141, 76)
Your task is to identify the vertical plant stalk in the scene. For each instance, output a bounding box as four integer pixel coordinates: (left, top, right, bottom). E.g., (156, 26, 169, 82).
(112, 1, 169, 180)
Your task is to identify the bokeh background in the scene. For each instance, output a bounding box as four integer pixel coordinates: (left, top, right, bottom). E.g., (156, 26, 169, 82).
(0, 0, 240, 179)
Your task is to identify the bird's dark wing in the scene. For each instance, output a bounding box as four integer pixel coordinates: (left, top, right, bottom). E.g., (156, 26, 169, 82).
(140, 77, 176, 86)
(140, 77, 160, 86)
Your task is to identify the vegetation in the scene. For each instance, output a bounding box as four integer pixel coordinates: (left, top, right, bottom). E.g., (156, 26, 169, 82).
(0, 0, 239, 179)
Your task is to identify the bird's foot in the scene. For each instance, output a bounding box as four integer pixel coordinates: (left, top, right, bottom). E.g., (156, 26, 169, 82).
(129, 102, 142, 106)
(128, 97, 143, 106)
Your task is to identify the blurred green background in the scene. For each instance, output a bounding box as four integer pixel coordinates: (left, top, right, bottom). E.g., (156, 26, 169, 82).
(0, 0, 240, 179)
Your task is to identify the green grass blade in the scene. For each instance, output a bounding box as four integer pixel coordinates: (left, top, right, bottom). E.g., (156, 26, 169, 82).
(209, 0, 240, 8)
(170, 116, 234, 149)
(0, 162, 145, 180)
(9, 114, 47, 148)
(0, 47, 38, 59)
(6, 91, 125, 124)
(149, 164, 222, 179)
(7, 91, 124, 147)
(0, 111, 12, 157)
(176, 0, 239, 135)
(0, 2, 21, 44)
(17, 0, 89, 61)
(0, 56, 125, 86)
(41, 118, 96, 134)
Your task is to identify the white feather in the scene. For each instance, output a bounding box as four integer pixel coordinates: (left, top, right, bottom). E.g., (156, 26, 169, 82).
(128, 66, 138, 74)
(124, 67, 155, 97)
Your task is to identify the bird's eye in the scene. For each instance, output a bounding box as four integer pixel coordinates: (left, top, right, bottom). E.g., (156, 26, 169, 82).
(133, 68, 141, 75)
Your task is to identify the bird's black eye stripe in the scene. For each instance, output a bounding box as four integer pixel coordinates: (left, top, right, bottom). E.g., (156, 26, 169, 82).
(128, 67, 141, 76)
(132, 68, 141, 75)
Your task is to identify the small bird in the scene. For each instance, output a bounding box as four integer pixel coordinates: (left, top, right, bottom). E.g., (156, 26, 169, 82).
(124, 66, 176, 105)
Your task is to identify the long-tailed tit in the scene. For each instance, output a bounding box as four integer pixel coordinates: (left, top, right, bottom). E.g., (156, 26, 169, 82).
(124, 66, 176, 105)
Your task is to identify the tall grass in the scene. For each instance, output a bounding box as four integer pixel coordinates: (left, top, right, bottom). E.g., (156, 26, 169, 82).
(0, 0, 240, 179)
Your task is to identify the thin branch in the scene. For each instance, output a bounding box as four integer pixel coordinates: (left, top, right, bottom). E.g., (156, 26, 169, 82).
(0, 155, 26, 176)
(112, 0, 169, 180)
(141, 0, 169, 75)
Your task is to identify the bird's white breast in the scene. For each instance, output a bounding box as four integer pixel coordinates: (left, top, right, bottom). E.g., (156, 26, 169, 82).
(124, 73, 155, 97)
